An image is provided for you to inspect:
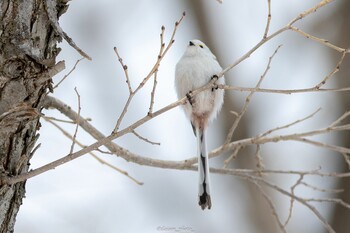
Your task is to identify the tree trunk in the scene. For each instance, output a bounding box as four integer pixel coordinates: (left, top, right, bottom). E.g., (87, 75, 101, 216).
(0, 0, 65, 232)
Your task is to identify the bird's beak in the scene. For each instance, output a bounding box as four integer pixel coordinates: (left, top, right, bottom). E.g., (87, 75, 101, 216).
(189, 41, 195, 46)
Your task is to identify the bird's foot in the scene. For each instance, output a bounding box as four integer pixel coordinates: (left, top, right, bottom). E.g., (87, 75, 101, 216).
(186, 91, 193, 105)
(211, 75, 219, 92)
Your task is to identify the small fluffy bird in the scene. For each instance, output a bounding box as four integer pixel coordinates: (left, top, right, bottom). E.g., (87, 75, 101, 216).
(175, 39, 225, 210)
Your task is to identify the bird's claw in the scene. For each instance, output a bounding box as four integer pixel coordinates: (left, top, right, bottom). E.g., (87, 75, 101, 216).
(211, 74, 219, 81)
(211, 75, 219, 92)
(186, 91, 193, 105)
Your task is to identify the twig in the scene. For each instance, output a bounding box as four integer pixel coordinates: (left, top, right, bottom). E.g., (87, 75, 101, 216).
(330, 110, 350, 127)
(300, 181, 344, 193)
(254, 182, 287, 233)
(44, 117, 143, 185)
(221, 85, 350, 94)
(290, 26, 349, 53)
(54, 58, 84, 89)
(315, 50, 347, 89)
(42, 116, 75, 124)
(225, 45, 282, 144)
(132, 130, 160, 146)
(341, 153, 350, 170)
(263, 0, 272, 39)
(259, 108, 321, 138)
(223, 146, 241, 168)
(236, 173, 336, 233)
(305, 198, 350, 209)
(284, 175, 304, 227)
(217, 0, 336, 80)
(113, 12, 186, 133)
(254, 145, 264, 176)
(114, 47, 132, 93)
(148, 70, 158, 116)
(293, 137, 350, 155)
(69, 87, 81, 154)
(44, 0, 91, 60)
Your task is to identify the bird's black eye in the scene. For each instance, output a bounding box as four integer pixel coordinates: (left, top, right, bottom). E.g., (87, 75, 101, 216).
(199, 45, 204, 48)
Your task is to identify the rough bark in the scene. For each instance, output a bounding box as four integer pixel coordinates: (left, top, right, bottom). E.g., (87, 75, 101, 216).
(0, 0, 65, 232)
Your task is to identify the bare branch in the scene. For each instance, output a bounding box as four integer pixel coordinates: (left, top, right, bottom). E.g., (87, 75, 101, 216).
(113, 12, 186, 133)
(225, 45, 282, 144)
(114, 47, 132, 93)
(305, 198, 350, 210)
(259, 108, 321, 138)
(132, 130, 161, 146)
(290, 26, 349, 53)
(218, 0, 336, 79)
(315, 50, 347, 89)
(54, 58, 84, 89)
(221, 85, 350, 95)
(254, 145, 264, 176)
(263, 0, 272, 39)
(148, 70, 158, 116)
(223, 145, 241, 168)
(301, 181, 344, 194)
(44, 0, 91, 60)
(254, 182, 287, 233)
(69, 87, 81, 154)
(44, 117, 143, 185)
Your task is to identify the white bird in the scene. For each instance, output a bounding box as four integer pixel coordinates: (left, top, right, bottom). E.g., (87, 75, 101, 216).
(175, 39, 225, 210)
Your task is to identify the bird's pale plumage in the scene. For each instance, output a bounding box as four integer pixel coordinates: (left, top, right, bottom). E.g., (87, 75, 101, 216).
(175, 39, 225, 210)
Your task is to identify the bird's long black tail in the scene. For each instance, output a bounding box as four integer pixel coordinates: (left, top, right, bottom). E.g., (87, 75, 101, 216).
(196, 126, 212, 210)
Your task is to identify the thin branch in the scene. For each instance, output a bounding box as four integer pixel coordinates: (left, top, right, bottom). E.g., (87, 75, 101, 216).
(148, 70, 158, 116)
(300, 181, 344, 194)
(54, 58, 84, 89)
(41, 116, 75, 124)
(132, 130, 160, 146)
(114, 47, 132, 93)
(263, 0, 272, 39)
(221, 85, 350, 94)
(44, 117, 143, 185)
(284, 175, 304, 227)
(254, 182, 287, 233)
(217, 0, 335, 79)
(113, 12, 186, 133)
(293, 137, 350, 155)
(223, 145, 241, 168)
(341, 153, 350, 170)
(290, 26, 349, 54)
(235, 173, 336, 233)
(330, 110, 350, 127)
(225, 45, 282, 144)
(69, 87, 81, 154)
(44, 0, 91, 60)
(259, 108, 321, 138)
(315, 50, 347, 89)
(305, 198, 350, 210)
(254, 145, 264, 176)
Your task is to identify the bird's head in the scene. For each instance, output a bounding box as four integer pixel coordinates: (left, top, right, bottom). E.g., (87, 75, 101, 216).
(184, 39, 217, 60)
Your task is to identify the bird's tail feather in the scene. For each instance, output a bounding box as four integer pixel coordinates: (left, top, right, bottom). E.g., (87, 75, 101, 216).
(196, 126, 212, 210)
